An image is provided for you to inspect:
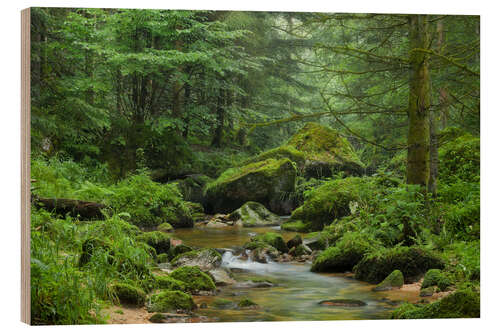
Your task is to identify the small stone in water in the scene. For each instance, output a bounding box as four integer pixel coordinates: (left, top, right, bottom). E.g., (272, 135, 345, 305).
(318, 299, 367, 307)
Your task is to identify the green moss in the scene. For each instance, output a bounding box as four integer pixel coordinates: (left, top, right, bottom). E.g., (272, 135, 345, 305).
(373, 270, 404, 291)
(110, 282, 146, 307)
(251, 232, 288, 253)
(204, 158, 296, 214)
(311, 233, 375, 272)
(169, 266, 216, 293)
(422, 269, 442, 288)
(391, 289, 480, 319)
(229, 201, 281, 227)
(212, 298, 234, 309)
(281, 220, 311, 232)
(290, 177, 379, 231)
(154, 275, 186, 291)
(157, 223, 173, 233)
(419, 287, 435, 297)
(354, 246, 445, 284)
(287, 123, 365, 177)
(147, 290, 196, 312)
(238, 298, 258, 308)
(290, 244, 310, 256)
(136, 231, 171, 254)
(148, 313, 165, 323)
(243, 145, 307, 169)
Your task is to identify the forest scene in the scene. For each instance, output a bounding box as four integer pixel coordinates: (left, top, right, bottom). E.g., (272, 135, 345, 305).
(29, 8, 480, 325)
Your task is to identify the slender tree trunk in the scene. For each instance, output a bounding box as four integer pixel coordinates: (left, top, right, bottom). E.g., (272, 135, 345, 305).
(212, 87, 225, 147)
(182, 82, 191, 138)
(407, 15, 431, 187)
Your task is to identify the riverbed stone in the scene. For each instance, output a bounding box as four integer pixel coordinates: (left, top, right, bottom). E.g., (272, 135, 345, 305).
(229, 201, 282, 227)
(208, 268, 236, 286)
(250, 232, 288, 253)
(419, 286, 435, 297)
(318, 299, 367, 307)
(171, 248, 222, 271)
(286, 234, 303, 249)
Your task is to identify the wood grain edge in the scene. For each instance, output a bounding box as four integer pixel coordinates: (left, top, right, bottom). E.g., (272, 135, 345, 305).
(21, 7, 31, 325)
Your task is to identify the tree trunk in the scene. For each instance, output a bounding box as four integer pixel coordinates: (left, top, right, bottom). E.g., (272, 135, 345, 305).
(407, 15, 431, 187)
(212, 87, 225, 147)
(32, 196, 107, 220)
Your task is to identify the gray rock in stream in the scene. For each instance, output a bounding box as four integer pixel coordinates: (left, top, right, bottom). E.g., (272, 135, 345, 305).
(208, 268, 236, 286)
(229, 201, 282, 227)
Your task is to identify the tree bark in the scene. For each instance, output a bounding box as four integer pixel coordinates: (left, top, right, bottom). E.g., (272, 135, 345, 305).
(407, 15, 431, 187)
(32, 196, 107, 220)
(212, 87, 225, 147)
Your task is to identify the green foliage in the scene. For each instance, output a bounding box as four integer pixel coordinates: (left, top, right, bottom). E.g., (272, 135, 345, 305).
(154, 275, 186, 291)
(136, 231, 171, 254)
(439, 134, 480, 184)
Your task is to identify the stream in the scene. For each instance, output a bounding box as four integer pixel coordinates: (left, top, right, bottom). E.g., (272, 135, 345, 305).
(171, 222, 424, 322)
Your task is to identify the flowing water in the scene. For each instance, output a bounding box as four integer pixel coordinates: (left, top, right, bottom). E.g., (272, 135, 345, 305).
(172, 223, 420, 322)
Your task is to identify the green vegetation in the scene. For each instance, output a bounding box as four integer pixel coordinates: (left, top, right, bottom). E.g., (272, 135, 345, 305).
(169, 266, 216, 293)
(373, 270, 404, 291)
(147, 291, 196, 313)
(30, 8, 479, 324)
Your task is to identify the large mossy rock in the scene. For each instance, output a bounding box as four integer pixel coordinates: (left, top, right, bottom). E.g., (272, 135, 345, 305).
(173, 174, 213, 206)
(373, 270, 404, 291)
(171, 248, 222, 271)
(289, 177, 378, 231)
(421, 269, 452, 291)
(169, 266, 216, 294)
(154, 275, 186, 291)
(245, 123, 364, 178)
(136, 231, 171, 254)
(311, 233, 375, 272)
(147, 290, 196, 313)
(243, 241, 280, 263)
(391, 289, 480, 319)
(110, 282, 146, 307)
(353, 246, 444, 284)
(204, 158, 296, 214)
(229, 201, 281, 227)
(250, 232, 288, 253)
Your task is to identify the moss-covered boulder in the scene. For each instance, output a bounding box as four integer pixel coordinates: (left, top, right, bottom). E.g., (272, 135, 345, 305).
(289, 177, 378, 231)
(419, 286, 435, 297)
(173, 174, 213, 207)
(373, 270, 404, 291)
(110, 282, 146, 307)
(169, 266, 216, 294)
(250, 232, 288, 253)
(204, 158, 296, 214)
(136, 231, 171, 254)
(311, 233, 374, 272)
(154, 275, 186, 291)
(391, 289, 480, 319)
(353, 246, 445, 284)
(247, 123, 364, 178)
(157, 253, 169, 264)
(286, 234, 303, 249)
(157, 222, 174, 233)
(422, 269, 443, 288)
(229, 201, 281, 227)
(237, 298, 258, 309)
(167, 244, 193, 261)
(287, 123, 364, 177)
(289, 244, 312, 257)
(243, 241, 280, 263)
(171, 248, 222, 271)
(147, 290, 196, 313)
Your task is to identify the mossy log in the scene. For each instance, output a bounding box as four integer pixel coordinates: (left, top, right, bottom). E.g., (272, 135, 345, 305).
(32, 195, 107, 220)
